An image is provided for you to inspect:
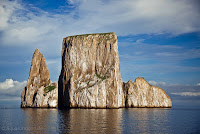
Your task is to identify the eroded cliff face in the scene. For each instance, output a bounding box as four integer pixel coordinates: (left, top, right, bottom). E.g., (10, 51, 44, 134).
(21, 48, 58, 108)
(58, 32, 125, 108)
(124, 77, 172, 108)
(58, 32, 172, 108)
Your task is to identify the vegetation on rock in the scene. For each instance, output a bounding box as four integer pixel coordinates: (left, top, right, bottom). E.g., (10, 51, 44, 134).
(44, 85, 56, 96)
(95, 72, 106, 80)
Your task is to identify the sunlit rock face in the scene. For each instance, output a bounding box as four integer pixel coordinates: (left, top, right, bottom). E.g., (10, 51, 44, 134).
(124, 77, 172, 108)
(58, 32, 125, 108)
(21, 48, 58, 108)
(58, 32, 172, 108)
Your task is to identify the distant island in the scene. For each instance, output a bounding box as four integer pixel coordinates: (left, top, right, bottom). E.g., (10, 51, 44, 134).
(21, 32, 172, 108)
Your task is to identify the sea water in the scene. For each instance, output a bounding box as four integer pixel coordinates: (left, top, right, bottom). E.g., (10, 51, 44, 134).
(0, 105, 200, 134)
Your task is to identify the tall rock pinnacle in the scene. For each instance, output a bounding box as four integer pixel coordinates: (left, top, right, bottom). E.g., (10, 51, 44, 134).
(21, 48, 58, 108)
(27, 48, 50, 89)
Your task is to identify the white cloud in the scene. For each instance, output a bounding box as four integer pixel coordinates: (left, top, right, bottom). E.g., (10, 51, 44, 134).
(0, 95, 21, 101)
(135, 39, 145, 44)
(0, 0, 22, 30)
(0, 0, 200, 47)
(46, 58, 60, 65)
(118, 39, 200, 84)
(121, 63, 200, 77)
(171, 92, 200, 96)
(149, 80, 166, 86)
(72, 0, 200, 35)
(0, 79, 27, 98)
(119, 41, 200, 64)
(197, 83, 200, 86)
(0, 79, 14, 89)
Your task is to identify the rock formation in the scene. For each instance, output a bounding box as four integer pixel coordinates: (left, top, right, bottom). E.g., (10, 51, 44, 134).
(124, 78, 172, 108)
(58, 32, 172, 108)
(21, 48, 58, 108)
(58, 32, 125, 108)
(21, 32, 172, 109)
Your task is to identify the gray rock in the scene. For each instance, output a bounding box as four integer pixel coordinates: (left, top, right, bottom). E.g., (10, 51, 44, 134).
(58, 32, 125, 108)
(124, 77, 172, 108)
(21, 48, 58, 108)
(58, 32, 172, 108)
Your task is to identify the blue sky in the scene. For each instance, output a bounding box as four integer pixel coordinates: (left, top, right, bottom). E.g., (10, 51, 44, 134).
(0, 0, 200, 106)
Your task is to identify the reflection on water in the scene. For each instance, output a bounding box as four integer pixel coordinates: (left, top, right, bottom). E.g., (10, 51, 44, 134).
(23, 109, 58, 133)
(22, 108, 123, 134)
(0, 107, 200, 133)
(58, 109, 123, 134)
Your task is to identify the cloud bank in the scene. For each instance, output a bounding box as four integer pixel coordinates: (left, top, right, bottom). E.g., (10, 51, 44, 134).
(171, 92, 200, 97)
(0, 0, 200, 47)
(119, 37, 200, 84)
(149, 81, 166, 86)
(0, 79, 27, 101)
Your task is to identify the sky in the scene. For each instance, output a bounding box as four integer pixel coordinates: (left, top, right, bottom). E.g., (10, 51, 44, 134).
(0, 0, 200, 107)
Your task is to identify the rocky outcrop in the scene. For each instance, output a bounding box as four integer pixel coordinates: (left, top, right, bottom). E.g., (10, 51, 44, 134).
(21, 48, 58, 108)
(58, 32, 172, 108)
(58, 32, 125, 108)
(124, 78, 172, 108)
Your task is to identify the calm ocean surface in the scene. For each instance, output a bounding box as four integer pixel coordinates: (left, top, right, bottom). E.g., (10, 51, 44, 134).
(0, 105, 200, 134)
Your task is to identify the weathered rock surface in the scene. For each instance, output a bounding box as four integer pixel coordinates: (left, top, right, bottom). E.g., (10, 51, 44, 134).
(21, 48, 58, 108)
(58, 32, 172, 108)
(58, 32, 125, 108)
(124, 77, 172, 108)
